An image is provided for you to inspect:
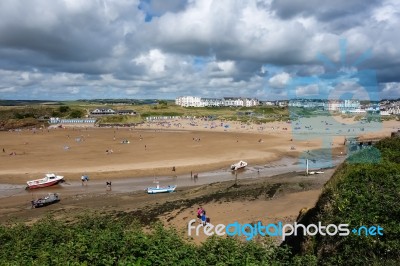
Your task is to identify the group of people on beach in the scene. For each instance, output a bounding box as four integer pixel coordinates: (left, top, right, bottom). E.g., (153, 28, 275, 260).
(197, 206, 209, 226)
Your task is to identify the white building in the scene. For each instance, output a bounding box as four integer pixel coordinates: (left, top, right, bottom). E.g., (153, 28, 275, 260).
(380, 111, 390, 116)
(90, 108, 116, 115)
(325, 100, 341, 111)
(388, 106, 400, 115)
(200, 98, 224, 107)
(175, 96, 203, 107)
(325, 100, 360, 111)
(223, 97, 244, 107)
(175, 96, 259, 107)
(343, 100, 360, 110)
(243, 98, 259, 107)
(263, 101, 276, 106)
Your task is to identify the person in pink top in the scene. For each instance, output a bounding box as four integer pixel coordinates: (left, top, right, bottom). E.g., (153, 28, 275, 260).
(197, 207, 204, 221)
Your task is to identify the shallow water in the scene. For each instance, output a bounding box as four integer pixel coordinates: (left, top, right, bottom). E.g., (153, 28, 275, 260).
(0, 155, 345, 199)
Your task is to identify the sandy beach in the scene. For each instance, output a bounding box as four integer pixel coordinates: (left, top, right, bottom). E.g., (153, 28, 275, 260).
(0, 122, 312, 184)
(0, 117, 398, 185)
(0, 117, 398, 230)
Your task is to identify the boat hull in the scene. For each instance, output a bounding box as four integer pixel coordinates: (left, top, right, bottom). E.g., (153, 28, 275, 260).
(26, 173, 64, 189)
(146, 186, 176, 194)
(230, 160, 248, 171)
(27, 179, 63, 189)
(31, 193, 60, 208)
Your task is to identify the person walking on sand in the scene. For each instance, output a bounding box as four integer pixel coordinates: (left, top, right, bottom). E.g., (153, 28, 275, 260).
(106, 181, 112, 191)
(2, 148, 5, 153)
(81, 175, 89, 186)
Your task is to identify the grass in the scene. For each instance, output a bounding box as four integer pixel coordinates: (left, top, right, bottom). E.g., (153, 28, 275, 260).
(97, 115, 144, 124)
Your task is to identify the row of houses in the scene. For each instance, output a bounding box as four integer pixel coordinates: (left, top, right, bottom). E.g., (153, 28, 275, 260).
(90, 108, 137, 116)
(380, 100, 400, 115)
(288, 99, 361, 111)
(175, 96, 259, 107)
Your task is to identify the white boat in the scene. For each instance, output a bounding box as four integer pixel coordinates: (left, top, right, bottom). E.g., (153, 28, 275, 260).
(230, 160, 248, 171)
(146, 181, 176, 194)
(308, 171, 325, 175)
(26, 173, 64, 189)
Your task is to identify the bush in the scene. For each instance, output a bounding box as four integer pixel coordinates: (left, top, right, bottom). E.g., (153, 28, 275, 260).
(0, 217, 295, 265)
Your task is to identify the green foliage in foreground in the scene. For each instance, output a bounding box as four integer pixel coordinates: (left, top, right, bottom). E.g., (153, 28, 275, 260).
(297, 136, 400, 265)
(0, 216, 314, 265)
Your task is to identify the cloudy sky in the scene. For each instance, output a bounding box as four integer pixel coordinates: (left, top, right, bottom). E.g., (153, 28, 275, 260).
(0, 0, 399, 100)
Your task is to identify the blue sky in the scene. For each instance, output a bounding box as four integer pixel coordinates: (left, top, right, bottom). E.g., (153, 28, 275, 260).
(0, 0, 399, 100)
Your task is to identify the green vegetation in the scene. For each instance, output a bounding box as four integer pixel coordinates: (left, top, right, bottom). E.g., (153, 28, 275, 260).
(0, 215, 309, 265)
(98, 115, 143, 124)
(59, 105, 71, 113)
(289, 136, 400, 264)
(69, 109, 84, 118)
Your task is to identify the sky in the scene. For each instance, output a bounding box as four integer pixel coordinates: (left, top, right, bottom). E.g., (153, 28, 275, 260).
(0, 0, 399, 101)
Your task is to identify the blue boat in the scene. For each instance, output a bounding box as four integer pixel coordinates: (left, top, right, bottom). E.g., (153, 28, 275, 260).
(146, 182, 176, 194)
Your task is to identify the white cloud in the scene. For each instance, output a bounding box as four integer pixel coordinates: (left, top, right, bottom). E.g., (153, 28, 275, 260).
(296, 84, 319, 96)
(133, 49, 167, 74)
(268, 72, 291, 89)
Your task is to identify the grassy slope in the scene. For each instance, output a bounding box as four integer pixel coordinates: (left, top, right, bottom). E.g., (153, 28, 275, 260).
(285, 137, 400, 265)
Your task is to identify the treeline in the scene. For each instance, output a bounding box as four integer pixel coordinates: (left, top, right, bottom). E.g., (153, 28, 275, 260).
(0, 106, 86, 130)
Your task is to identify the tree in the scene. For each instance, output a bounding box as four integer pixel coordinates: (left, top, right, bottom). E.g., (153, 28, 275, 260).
(59, 106, 70, 113)
(69, 110, 83, 118)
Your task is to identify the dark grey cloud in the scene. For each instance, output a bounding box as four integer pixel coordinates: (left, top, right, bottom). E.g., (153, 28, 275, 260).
(270, 0, 380, 21)
(0, 0, 398, 100)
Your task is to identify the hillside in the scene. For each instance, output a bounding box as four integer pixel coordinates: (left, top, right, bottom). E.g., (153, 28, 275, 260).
(284, 136, 400, 265)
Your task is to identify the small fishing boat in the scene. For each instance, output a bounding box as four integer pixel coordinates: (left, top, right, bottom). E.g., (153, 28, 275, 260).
(146, 181, 176, 194)
(31, 193, 60, 208)
(230, 160, 247, 171)
(26, 173, 64, 189)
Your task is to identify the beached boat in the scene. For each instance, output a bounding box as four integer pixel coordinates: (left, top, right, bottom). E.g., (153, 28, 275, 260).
(230, 160, 247, 171)
(31, 193, 60, 208)
(26, 173, 64, 189)
(146, 182, 176, 194)
(308, 171, 325, 175)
